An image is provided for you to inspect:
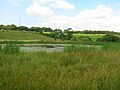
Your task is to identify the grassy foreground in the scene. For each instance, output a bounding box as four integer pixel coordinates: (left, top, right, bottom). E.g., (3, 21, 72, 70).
(0, 44, 120, 90)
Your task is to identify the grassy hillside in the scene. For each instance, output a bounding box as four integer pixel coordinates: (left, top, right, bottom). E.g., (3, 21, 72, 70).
(73, 34, 105, 41)
(0, 30, 53, 40)
(0, 44, 120, 89)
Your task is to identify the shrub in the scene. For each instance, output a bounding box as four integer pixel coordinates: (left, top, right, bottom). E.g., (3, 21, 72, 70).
(97, 34, 120, 42)
(70, 37, 77, 41)
(78, 36, 92, 42)
(70, 36, 92, 42)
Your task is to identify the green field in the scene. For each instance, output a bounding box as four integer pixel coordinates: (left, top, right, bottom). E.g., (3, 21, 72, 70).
(43, 32, 53, 34)
(73, 34, 105, 41)
(0, 44, 120, 89)
(0, 30, 53, 40)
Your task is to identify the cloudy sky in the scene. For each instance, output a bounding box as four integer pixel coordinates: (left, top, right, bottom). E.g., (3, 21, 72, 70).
(0, 0, 120, 32)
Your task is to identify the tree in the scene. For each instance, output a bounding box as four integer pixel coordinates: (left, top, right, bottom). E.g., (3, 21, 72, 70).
(42, 27, 53, 32)
(18, 26, 28, 31)
(29, 27, 43, 34)
(0, 24, 5, 30)
(4, 24, 17, 30)
(64, 29, 73, 40)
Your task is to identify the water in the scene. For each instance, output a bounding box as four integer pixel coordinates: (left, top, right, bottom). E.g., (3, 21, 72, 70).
(20, 44, 69, 52)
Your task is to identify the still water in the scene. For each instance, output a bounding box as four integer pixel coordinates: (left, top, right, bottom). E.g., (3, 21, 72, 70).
(0, 44, 100, 52)
(20, 44, 69, 52)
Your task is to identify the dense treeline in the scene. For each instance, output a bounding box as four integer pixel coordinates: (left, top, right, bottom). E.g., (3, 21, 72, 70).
(71, 30, 119, 34)
(0, 24, 73, 40)
(0, 24, 120, 41)
(0, 24, 119, 34)
(0, 24, 52, 33)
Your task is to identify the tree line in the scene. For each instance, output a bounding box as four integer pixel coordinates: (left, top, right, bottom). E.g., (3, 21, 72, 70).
(0, 24, 120, 41)
(0, 24, 119, 34)
(0, 24, 73, 40)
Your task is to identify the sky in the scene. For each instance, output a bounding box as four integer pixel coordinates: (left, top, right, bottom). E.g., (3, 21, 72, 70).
(0, 0, 120, 32)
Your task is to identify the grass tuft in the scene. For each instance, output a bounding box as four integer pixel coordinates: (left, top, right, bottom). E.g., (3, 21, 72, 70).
(1, 44, 20, 54)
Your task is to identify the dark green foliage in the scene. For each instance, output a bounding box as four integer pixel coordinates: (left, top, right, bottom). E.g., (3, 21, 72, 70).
(97, 34, 120, 42)
(18, 26, 28, 31)
(72, 30, 118, 34)
(63, 29, 73, 40)
(59, 33, 65, 40)
(0, 24, 5, 30)
(29, 27, 43, 34)
(0, 24, 17, 30)
(42, 27, 53, 32)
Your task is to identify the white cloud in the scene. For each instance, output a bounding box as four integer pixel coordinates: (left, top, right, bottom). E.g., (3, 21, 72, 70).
(34, 0, 75, 10)
(8, 0, 18, 6)
(8, 0, 26, 5)
(70, 4, 120, 31)
(35, 4, 120, 32)
(75, 4, 113, 19)
(35, 15, 72, 29)
(26, 1, 54, 16)
(34, 0, 55, 5)
(52, 0, 75, 10)
(26, 0, 75, 16)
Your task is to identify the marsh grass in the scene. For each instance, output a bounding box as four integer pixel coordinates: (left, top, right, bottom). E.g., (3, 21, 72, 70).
(64, 44, 98, 53)
(101, 43, 120, 50)
(0, 45, 2, 51)
(0, 44, 20, 54)
(0, 43, 120, 90)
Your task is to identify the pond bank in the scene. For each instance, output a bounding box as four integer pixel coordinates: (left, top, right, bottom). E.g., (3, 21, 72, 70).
(0, 44, 101, 52)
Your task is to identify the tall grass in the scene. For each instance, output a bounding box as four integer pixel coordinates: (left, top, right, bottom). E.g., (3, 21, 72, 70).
(101, 43, 120, 50)
(64, 44, 99, 52)
(0, 43, 120, 89)
(0, 44, 20, 54)
(0, 45, 2, 51)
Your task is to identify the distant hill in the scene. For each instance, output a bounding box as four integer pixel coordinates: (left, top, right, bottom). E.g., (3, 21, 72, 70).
(0, 30, 53, 41)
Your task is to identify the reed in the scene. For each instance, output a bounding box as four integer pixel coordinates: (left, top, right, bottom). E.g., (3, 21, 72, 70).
(0, 43, 120, 90)
(1, 44, 20, 54)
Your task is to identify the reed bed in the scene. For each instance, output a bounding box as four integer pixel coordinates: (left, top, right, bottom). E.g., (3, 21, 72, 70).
(0, 44, 120, 90)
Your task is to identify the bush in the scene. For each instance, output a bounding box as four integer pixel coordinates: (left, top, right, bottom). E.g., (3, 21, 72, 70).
(2, 44, 20, 54)
(70, 37, 77, 41)
(78, 36, 92, 41)
(70, 36, 92, 42)
(97, 34, 120, 42)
